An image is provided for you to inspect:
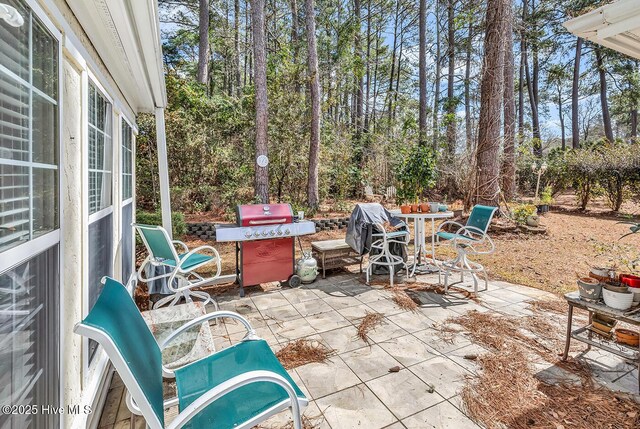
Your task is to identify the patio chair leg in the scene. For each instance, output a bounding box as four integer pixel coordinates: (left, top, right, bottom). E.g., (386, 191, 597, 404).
(390, 264, 394, 287)
(444, 268, 450, 294)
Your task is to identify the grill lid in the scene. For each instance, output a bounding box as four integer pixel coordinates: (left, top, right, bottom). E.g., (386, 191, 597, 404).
(237, 204, 294, 226)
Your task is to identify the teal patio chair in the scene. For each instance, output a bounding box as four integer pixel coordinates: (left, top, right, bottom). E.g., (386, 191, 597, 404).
(436, 205, 498, 294)
(135, 224, 221, 309)
(75, 277, 308, 429)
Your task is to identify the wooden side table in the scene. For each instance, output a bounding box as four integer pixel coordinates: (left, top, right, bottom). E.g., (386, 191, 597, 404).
(562, 291, 640, 392)
(311, 239, 363, 278)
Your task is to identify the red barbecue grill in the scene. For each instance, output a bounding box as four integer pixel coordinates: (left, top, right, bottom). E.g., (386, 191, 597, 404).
(215, 204, 316, 296)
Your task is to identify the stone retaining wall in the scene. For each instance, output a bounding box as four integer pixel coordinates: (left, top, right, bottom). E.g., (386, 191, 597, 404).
(186, 217, 351, 240)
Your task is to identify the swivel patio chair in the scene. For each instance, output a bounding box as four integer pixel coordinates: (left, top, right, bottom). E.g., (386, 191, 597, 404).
(436, 205, 498, 294)
(75, 277, 308, 429)
(135, 224, 221, 309)
(366, 223, 411, 287)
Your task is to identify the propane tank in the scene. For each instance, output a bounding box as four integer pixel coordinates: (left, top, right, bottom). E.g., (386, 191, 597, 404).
(296, 252, 318, 284)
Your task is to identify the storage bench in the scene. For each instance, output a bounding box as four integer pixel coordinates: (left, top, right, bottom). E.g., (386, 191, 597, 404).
(311, 239, 363, 278)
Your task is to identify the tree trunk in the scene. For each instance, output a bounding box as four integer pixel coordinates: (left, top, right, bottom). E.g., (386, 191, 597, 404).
(197, 0, 210, 85)
(394, 26, 404, 120)
(306, 0, 321, 209)
(354, 0, 364, 137)
(364, 0, 372, 133)
(501, 0, 516, 200)
(595, 47, 614, 143)
(371, 26, 381, 132)
(517, 2, 525, 144)
(571, 37, 582, 148)
(387, 0, 400, 121)
(476, 0, 507, 207)
(445, 0, 456, 155)
(432, 0, 441, 148)
(419, 0, 428, 146)
(558, 86, 566, 149)
(464, 17, 473, 151)
(251, 0, 269, 203)
(234, 0, 242, 96)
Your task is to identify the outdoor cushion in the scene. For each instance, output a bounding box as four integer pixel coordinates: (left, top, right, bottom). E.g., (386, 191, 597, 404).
(164, 253, 213, 270)
(175, 339, 305, 429)
(436, 231, 478, 242)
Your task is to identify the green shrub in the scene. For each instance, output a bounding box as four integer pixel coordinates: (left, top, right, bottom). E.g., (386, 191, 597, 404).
(136, 210, 187, 237)
(511, 204, 536, 225)
(539, 186, 554, 205)
(396, 144, 437, 204)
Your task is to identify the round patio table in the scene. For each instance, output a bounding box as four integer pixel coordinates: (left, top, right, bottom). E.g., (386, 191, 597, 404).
(394, 211, 454, 276)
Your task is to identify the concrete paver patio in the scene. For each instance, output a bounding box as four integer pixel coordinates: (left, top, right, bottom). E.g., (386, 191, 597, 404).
(97, 272, 639, 429)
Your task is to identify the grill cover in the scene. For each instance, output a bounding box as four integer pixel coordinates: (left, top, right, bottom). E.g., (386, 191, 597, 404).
(345, 203, 408, 273)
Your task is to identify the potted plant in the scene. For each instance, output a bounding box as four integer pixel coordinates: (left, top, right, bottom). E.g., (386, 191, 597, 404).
(512, 203, 537, 227)
(536, 185, 554, 214)
(396, 188, 412, 214)
(396, 144, 437, 213)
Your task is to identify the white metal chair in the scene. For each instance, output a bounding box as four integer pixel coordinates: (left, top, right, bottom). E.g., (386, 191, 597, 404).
(366, 223, 410, 287)
(436, 205, 497, 294)
(135, 224, 221, 309)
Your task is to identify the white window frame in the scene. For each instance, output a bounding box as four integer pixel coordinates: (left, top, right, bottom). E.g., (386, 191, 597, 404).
(86, 76, 114, 223)
(82, 71, 115, 375)
(0, 1, 63, 427)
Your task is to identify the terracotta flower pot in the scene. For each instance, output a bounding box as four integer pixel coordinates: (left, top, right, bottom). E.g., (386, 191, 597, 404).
(420, 203, 430, 213)
(615, 328, 639, 347)
(400, 205, 411, 214)
(410, 204, 419, 213)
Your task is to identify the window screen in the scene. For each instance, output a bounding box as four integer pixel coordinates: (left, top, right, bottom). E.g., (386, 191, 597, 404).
(0, 0, 59, 253)
(88, 83, 112, 215)
(121, 120, 133, 201)
(0, 246, 60, 429)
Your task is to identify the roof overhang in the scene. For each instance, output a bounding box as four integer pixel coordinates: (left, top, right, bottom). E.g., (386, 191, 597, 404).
(66, 0, 167, 113)
(564, 0, 640, 60)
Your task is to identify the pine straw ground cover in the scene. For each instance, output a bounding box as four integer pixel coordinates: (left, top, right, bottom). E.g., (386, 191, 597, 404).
(356, 312, 384, 344)
(275, 339, 335, 370)
(442, 300, 640, 429)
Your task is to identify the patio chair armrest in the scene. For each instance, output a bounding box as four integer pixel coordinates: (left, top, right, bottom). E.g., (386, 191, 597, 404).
(437, 221, 465, 235)
(172, 240, 189, 253)
(167, 370, 305, 429)
(451, 227, 495, 255)
(160, 311, 257, 351)
(136, 255, 173, 283)
(175, 245, 222, 278)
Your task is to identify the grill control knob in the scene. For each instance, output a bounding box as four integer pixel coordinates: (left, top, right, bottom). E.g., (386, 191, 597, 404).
(285, 229, 290, 235)
(244, 231, 252, 238)
(254, 232, 260, 238)
(277, 230, 283, 236)
(262, 231, 268, 237)
(269, 230, 275, 236)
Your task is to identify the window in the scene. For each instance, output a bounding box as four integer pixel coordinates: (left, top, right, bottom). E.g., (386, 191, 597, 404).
(0, 247, 60, 429)
(121, 120, 133, 201)
(88, 83, 112, 215)
(87, 83, 113, 363)
(0, 1, 60, 427)
(121, 120, 133, 282)
(0, 0, 59, 253)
